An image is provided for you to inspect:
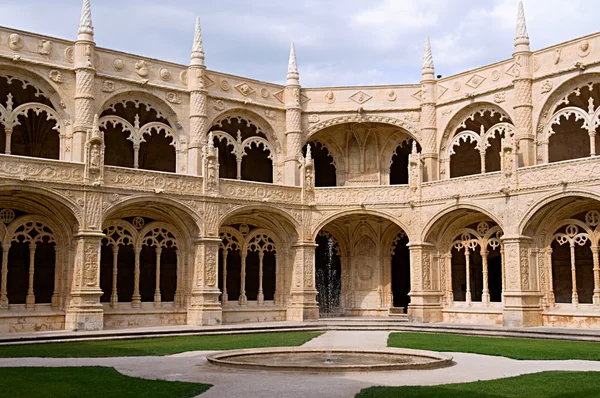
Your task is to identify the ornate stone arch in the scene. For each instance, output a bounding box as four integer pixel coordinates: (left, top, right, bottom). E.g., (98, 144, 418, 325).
(99, 90, 181, 129)
(137, 222, 179, 250)
(101, 219, 138, 247)
(519, 189, 600, 237)
(311, 209, 412, 242)
(380, 129, 421, 170)
(102, 195, 200, 240)
(219, 205, 301, 235)
(0, 185, 82, 233)
(4, 215, 59, 247)
(306, 114, 419, 141)
(209, 108, 281, 154)
(422, 203, 504, 244)
(440, 102, 513, 178)
(244, 228, 279, 254)
(536, 74, 600, 163)
(0, 66, 70, 120)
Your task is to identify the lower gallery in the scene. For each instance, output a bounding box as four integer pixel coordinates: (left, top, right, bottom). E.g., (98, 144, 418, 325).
(1, 1, 600, 333)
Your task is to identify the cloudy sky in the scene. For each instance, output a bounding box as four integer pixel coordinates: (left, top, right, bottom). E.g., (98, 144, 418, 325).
(0, 0, 598, 87)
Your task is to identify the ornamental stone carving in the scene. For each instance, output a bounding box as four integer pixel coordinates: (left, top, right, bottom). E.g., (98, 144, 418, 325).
(38, 40, 52, 55)
(135, 60, 149, 77)
(7, 33, 23, 51)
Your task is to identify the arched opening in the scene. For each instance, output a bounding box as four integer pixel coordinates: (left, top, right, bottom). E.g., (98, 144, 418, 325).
(6, 220, 56, 307)
(302, 142, 336, 187)
(218, 223, 283, 307)
(391, 232, 410, 311)
(139, 129, 176, 172)
(315, 213, 408, 317)
(315, 231, 342, 317)
(549, 115, 590, 162)
(446, 107, 513, 178)
(450, 222, 503, 303)
(450, 138, 480, 178)
(307, 122, 416, 186)
(521, 195, 600, 309)
(209, 115, 275, 183)
(544, 81, 600, 163)
(0, 75, 60, 160)
(390, 139, 421, 185)
(241, 143, 273, 183)
(100, 99, 176, 172)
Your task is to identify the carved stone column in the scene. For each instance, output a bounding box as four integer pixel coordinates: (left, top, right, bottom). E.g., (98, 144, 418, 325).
(73, 1, 96, 163)
(188, 18, 209, 176)
(420, 37, 438, 182)
(187, 237, 222, 326)
(66, 182, 104, 330)
(284, 43, 303, 186)
(286, 241, 319, 321)
(65, 231, 104, 331)
(407, 242, 442, 323)
(513, 2, 535, 166)
(501, 236, 543, 327)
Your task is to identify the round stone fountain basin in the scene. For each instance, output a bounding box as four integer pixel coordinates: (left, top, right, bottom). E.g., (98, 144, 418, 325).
(207, 347, 453, 373)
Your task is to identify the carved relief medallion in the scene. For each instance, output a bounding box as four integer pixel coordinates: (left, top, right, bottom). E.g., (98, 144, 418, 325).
(578, 40, 591, 57)
(7, 33, 23, 51)
(260, 88, 270, 98)
(102, 80, 115, 93)
(386, 89, 397, 101)
(324, 90, 335, 104)
(220, 79, 230, 91)
(113, 58, 125, 71)
(159, 68, 171, 81)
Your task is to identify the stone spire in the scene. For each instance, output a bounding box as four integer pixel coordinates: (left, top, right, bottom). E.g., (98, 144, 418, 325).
(78, 0, 94, 40)
(515, 1, 530, 46)
(287, 42, 299, 85)
(191, 17, 205, 66)
(422, 36, 434, 71)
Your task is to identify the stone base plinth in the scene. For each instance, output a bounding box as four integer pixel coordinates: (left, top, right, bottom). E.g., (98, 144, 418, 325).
(502, 292, 543, 327)
(408, 292, 443, 323)
(286, 291, 319, 321)
(65, 308, 103, 331)
(186, 289, 222, 326)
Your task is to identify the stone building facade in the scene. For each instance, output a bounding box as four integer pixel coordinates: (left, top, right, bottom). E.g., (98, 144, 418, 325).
(0, 1, 599, 333)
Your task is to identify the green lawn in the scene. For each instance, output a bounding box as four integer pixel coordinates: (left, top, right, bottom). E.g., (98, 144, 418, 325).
(0, 331, 322, 358)
(356, 371, 600, 397)
(388, 332, 600, 360)
(0, 367, 211, 398)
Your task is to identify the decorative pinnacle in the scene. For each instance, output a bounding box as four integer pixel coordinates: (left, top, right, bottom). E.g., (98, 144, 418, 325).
(411, 140, 418, 154)
(93, 114, 99, 131)
(516, 1, 529, 42)
(78, 0, 94, 35)
(191, 17, 205, 61)
(208, 131, 214, 147)
(288, 42, 298, 74)
(422, 36, 434, 71)
(306, 144, 312, 162)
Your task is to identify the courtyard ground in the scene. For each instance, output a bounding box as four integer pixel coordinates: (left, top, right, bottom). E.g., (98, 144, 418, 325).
(1, 330, 600, 397)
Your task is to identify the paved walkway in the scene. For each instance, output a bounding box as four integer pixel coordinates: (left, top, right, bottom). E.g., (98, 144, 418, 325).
(2, 331, 600, 397)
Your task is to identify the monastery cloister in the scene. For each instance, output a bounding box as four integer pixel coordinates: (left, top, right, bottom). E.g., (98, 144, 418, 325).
(1, 0, 600, 333)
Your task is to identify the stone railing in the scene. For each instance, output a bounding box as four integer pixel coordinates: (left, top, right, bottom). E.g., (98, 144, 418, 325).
(421, 172, 503, 202)
(518, 156, 600, 188)
(0, 154, 84, 184)
(314, 185, 409, 205)
(104, 166, 202, 195)
(219, 179, 301, 203)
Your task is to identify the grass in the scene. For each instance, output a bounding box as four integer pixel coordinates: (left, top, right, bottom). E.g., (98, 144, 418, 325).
(388, 332, 600, 360)
(0, 366, 211, 398)
(0, 331, 322, 358)
(356, 371, 600, 397)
